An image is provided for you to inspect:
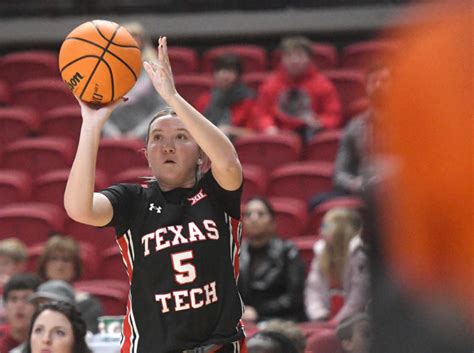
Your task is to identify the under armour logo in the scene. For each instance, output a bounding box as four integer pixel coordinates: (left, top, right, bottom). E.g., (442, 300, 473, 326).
(149, 203, 162, 213)
(188, 188, 207, 206)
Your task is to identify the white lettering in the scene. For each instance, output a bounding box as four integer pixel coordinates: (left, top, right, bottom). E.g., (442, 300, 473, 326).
(173, 290, 190, 311)
(155, 228, 170, 252)
(204, 281, 218, 305)
(190, 288, 204, 309)
(155, 293, 172, 313)
(141, 232, 155, 256)
(169, 225, 188, 246)
(203, 220, 219, 240)
(188, 222, 206, 241)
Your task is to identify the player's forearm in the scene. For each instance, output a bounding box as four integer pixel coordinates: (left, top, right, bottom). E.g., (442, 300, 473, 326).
(64, 123, 102, 222)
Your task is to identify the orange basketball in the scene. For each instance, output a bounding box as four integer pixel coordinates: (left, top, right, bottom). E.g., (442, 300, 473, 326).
(59, 20, 142, 105)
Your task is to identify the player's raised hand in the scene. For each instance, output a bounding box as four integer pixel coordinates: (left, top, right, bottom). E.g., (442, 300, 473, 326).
(75, 96, 124, 127)
(144, 36, 178, 102)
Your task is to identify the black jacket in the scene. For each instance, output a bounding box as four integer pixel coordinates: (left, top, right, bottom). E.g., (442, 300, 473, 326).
(238, 236, 307, 322)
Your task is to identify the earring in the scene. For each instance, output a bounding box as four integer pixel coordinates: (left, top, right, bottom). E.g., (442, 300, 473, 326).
(197, 158, 203, 165)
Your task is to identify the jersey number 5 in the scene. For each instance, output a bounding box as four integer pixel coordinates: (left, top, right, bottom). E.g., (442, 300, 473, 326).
(171, 250, 196, 284)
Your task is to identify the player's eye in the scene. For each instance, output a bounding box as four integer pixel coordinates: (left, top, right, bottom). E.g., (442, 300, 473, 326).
(153, 134, 162, 141)
(176, 133, 187, 140)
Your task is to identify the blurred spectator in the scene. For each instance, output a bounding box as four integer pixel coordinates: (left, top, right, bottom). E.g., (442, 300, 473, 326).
(0, 274, 40, 353)
(102, 22, 166, 140)
(23, 301, 91, 353)
(195, 53, 276, 139)
(305, 208, 369, 323)
(259, 319, 306, 353)
(29, 280, 76, 307)
(0, 239, 28, 325)
(247, 330, 299, 353)
(36, 235, 102, 333)
(239, 197, 306, 323)
(333, 64, 391, 195)
(254, 36, 342, 141)
(335, 312, 371, 353)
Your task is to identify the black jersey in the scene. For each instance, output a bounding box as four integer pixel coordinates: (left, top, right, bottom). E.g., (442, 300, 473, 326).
(100, 171, 245, 353)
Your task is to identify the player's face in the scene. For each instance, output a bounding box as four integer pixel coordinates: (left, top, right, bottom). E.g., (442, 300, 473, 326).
(30, 309, 74, 353)
(146, 115, 201, 190)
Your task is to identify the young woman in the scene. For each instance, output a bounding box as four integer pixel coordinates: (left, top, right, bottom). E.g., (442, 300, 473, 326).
(64, 37, 245, 353)
(24, 301, 90, 353)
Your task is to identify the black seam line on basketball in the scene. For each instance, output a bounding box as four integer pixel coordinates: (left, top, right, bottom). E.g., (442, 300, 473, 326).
(60, 55, 101, 74)
(79, 25, 120, 100)
(91, 21, 140, 49)
(64, 37, 139, 80)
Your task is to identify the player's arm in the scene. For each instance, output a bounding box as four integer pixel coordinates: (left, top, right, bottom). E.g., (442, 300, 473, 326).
(64, 99, 122, 226)
(144, 37, 242, 191)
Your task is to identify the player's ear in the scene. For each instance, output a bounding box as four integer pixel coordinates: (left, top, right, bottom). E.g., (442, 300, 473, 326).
(142, 148, 151, 167)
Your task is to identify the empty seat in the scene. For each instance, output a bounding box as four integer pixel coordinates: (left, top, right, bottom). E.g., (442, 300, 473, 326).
(341, 40, 398, 71)
(34, 168, 109, 206)
(174, 74, 213, 105)
(0, 202, 65, 246)
(242, 164, 268, 202)
(0, 107, 38, 154)
(102, 245, 129, 282)
(0, 80, 11, 106)
(309, 196, 365, 234)
(97, 138, 147, 178)
(271, 42, 338, 70)
(235, 132, 302, 172)
(168, 46, 199, 75)
(39, 105, 82, 143)
(2, 137, 74, 175)
(74, 280, 128, 316)
(268, 197, 308, 238)
(268, 161, 334, 203)
(0, 170, 32, 207)
(112, 166, 154, 185)
(291, 235, 318, 275)
(323, 69, 366, 117)
(12, 78, 76, 115)
(201, 44, 267, 74)
(0, 51, 59, 86)
(305, 129, 343, 163)
(26, 240, 100, 280)
(242, 71, 270, 92)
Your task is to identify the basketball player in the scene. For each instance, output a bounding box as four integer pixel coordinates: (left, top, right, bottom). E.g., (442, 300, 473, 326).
(64, 36, 246, 353)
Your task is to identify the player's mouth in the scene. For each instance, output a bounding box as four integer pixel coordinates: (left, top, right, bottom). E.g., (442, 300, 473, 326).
(164, 159, 176, 164)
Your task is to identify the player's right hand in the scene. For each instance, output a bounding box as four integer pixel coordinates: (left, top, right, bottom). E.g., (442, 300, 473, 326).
(75, 96, 125, 127)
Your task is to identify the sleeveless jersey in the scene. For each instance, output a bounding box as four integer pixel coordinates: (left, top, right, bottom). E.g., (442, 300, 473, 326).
(100, 171, 244, 353)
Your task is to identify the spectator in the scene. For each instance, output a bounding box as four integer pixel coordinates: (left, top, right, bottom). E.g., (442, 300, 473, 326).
(259, 319, 306, 353)
(254, 36, 342, 141)
(0, 239, 28, 324)
(29, 280, 76, 307)
(333, 64, 391, 194)
(36, 235, 102, 334)
(239, 197, 306, 323)
(195, 53, 276, 139)
(335, 312, 371, 353)
(247, 331, 299, 353)
(0, 274, 41, 353)
(305, 207, 369, 323)
(102, 22, 166, 139)
(23, 301, 91, 353)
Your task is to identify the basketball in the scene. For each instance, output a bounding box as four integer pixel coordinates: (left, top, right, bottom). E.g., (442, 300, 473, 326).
(59, 20, 142, 105)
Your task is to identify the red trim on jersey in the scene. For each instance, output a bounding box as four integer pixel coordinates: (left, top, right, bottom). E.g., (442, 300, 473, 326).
(118, 234, 133, 281)
(121, 299, 132, 353)
(230, 218, 241, 279)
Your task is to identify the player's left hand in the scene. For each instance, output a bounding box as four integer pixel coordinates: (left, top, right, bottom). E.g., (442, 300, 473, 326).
(144, 36, 178, 103)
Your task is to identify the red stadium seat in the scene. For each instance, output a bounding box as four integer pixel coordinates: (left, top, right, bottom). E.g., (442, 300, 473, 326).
(102, 245, 129, 283)
(64, 219, 117, 251)
(291, 235, 318, 275)
(323, 69, 366, 117)
(308, 196, 365, 234)
(74, 280, 128, 316)
(304, 129, 343, 163)
(112, 166, 154, 185)
(174, 74, 213, 105)
(268, 197, 308, 238)
(34, 168, 109, 207)
(242, 71, 270, 92)
(201, 44, 267, 74)
(235, 133, 302, 172)
(0, 80, 11, 106)
(0, 202, 65, 246)
(26, 241, 100, 280)
(0, 170, 32, 207)
(271, 42, 338, 70)
(168, 46, 199, 75)
(0, 51, 59, 86)
(305, 328, 344, 353)
(12, 78, 76, 115)
(39, 105, 82, 143)
(268, 161, 334, 203)
(341, 40, 398, 71)
(96, 138, 147, 179)
(2, 137, 74, 175)
(242, 164, 268, 202)
(0, 107, 39, 154)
